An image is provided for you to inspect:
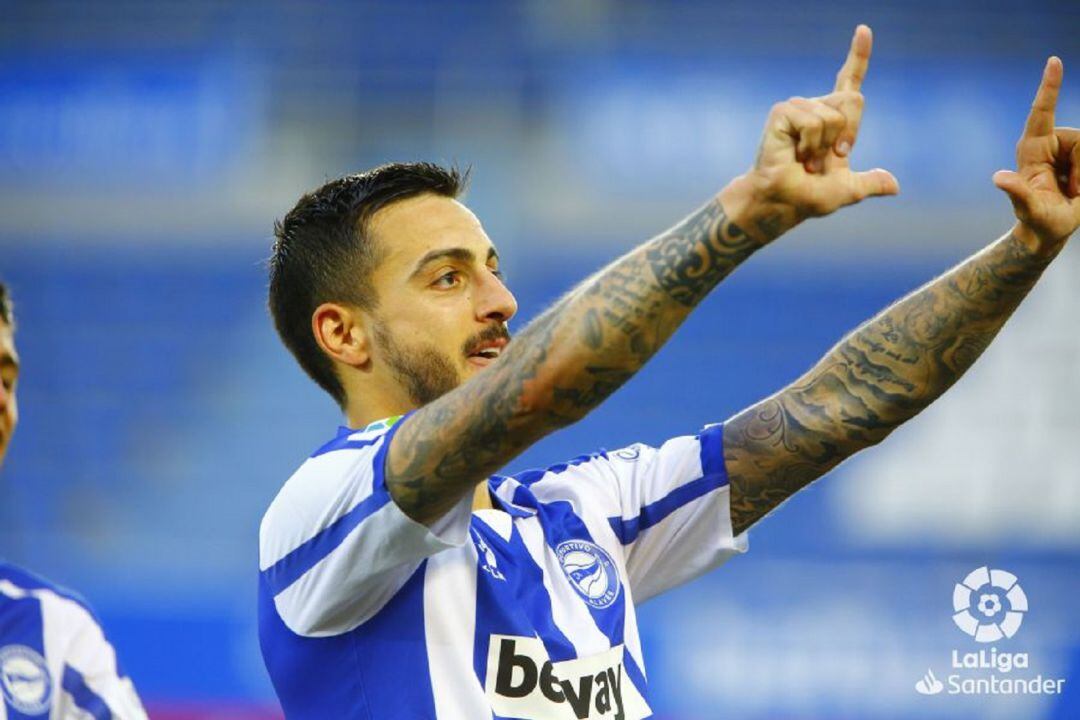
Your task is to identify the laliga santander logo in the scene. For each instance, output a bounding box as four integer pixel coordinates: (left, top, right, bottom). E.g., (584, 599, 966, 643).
(952, 566, 1028, 643)
(914, 567, 1065, 698)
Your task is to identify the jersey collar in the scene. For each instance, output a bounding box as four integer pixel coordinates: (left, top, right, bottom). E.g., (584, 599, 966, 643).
(336, 414, 406, 437)
(488, 476, 538, 518)
(334, 417, 537, 517)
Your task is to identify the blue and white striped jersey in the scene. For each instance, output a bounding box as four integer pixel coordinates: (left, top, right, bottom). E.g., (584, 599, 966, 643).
(259, 415, 748, 719)
(0, 563, 146, 720)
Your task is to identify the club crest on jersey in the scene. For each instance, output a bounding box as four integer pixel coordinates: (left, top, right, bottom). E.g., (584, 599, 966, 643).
(0, 645, 52, 715)
(556, 539, 620, 609)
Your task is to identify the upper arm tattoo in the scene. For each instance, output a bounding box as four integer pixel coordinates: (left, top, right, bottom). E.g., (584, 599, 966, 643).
(387, 199, 763, 524)
(723, 231, 1056, 535)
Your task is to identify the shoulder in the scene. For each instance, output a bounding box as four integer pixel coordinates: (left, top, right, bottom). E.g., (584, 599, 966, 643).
(258, 422, 397, 567)
(504, 450, 622, 513)
(0, 562, 99, 621)
(0, 562, 107, 651)
(510, 450, 611, 487)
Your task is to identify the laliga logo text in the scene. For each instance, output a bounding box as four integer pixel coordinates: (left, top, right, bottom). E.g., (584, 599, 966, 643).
(914, 566, 1066, 697)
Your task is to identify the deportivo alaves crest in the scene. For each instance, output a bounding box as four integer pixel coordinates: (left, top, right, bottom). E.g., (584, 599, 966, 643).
(555, 539, 621, 610)
(0, 645, 52, 715)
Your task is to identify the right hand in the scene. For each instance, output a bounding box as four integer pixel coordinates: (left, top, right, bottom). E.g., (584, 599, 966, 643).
(993, 57, 1080, 254)
(721, 25, 900, 242)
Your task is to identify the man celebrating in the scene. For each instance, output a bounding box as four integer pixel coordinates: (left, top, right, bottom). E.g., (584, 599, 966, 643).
(0, 283, 148, 719)
(259, 26, 1078, 719)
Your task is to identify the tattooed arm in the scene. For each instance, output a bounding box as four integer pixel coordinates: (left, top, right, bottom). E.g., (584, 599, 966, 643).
(726, 56, 1080, 535)
(387, 200, 761, 524)
(386, 25, 899, 525)
(724, 225, 1061, 534)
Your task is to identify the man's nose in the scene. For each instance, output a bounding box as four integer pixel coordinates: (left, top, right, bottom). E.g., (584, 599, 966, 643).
(477, 272, 518, 323)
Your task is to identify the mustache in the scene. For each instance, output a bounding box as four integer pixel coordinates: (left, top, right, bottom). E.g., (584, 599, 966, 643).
(463, 324, 512, 356)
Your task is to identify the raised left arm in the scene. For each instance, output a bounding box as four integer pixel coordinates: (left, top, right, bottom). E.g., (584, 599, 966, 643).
(724, 56, 1080, 536)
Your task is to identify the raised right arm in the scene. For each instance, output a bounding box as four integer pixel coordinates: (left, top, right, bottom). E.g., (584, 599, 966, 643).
(387, 25, 899, 526)
(387, 197, 760, 524)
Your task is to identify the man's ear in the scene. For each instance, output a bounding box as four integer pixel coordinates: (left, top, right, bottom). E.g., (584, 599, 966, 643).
(312, 302, 370, 368)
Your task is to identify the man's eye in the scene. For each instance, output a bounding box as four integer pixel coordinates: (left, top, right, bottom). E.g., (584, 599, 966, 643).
(433, 271, 461, 288)
(490, 268, 505, 282)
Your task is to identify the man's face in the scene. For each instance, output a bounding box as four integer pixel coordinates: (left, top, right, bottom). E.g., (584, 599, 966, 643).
(0, 320, 19, 468)
(363, 193, 518, 407)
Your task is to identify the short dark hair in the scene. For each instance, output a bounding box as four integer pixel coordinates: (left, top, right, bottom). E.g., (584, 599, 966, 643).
(269, 162, 469, 407)
(0, 282, 13, 329)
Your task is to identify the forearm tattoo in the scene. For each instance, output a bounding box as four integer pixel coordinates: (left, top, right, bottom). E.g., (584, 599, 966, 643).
(723, 231, 1055, 535)
(388, 199, 760, 523)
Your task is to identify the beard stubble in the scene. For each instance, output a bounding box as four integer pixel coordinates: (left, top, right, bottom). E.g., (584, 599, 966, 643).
(372, 320, 511, 407)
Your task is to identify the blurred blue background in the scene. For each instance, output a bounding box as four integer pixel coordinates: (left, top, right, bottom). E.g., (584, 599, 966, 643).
(0, 1, 1078, 718)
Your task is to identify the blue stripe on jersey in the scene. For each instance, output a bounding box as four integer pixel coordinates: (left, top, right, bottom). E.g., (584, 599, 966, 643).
(519, 494, 655, 715)
(259, 563, 436, 720)
(487, 476, 535, 518)
(0, 585, 49, 720)
(258, 574, 370, 720)
(0, 563, 97, 622)
(346, 561, 437, 718)
(697, 423, 727, 479)
(309, 435, 381, 459)
(531, 497, 627, 650)
(511, 451, 608, 486)
(623, 650, 649, 700)
(0, 562, 129, 682)
(471, 517, 578, 692)
(607, 472, 729, 545)
(470, 545, 507, 707)
(528, 497, 654, 706)
(510, 522, 577, 662)
(606, 425, 730, 545)
(511, 483, 540, 513)
(261, 485, 391, 596)
(262, 418, 406, 597)
(62, 666, 111, 720)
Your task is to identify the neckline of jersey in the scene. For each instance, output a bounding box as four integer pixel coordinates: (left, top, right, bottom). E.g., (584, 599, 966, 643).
(336, 414, 405, 436)
(336, 417, 538, 518)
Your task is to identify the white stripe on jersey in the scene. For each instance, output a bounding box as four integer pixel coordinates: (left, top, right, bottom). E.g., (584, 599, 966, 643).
(423, 533, 488, 720)
(0, 568, 147, 720)
(525, 433, 748, 604)
(258, 416, 748, 719)
(515, 518, 611, 659)
(261, 427, 473, 637)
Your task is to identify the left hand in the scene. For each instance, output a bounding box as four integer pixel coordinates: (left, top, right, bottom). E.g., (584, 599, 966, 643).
(993, 57, 1080, 252)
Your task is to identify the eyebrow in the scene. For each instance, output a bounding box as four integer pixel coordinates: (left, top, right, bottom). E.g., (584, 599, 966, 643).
(409, 246, 499, 281)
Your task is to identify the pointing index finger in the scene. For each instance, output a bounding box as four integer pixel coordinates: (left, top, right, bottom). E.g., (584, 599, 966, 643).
(835, 24, 873, 93)
(1024, 56, 1063, 138)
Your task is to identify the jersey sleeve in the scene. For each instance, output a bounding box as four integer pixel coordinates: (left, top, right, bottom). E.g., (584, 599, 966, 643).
(259, 417, 473, 637)
(602, 423, 748, 602)
(37, 592, 147, 720)
(522, 422, 748, 604)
